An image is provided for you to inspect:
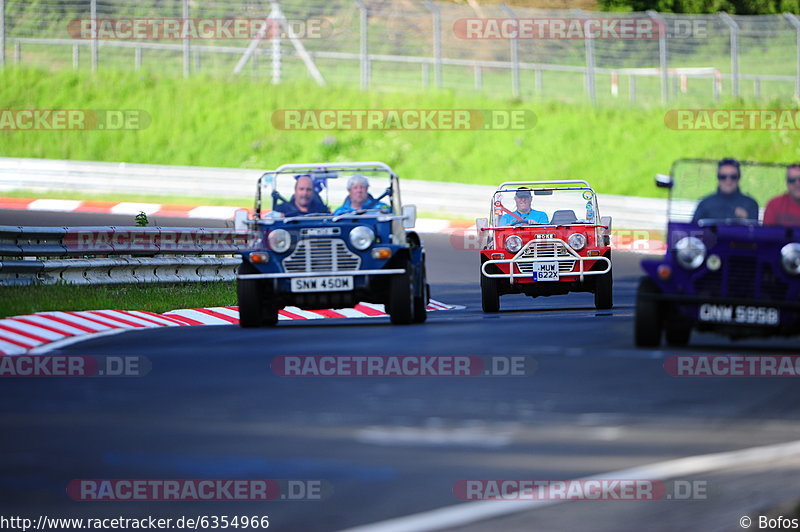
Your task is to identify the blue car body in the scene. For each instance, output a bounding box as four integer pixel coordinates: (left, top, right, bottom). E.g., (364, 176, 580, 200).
(235, 162, 428, 326)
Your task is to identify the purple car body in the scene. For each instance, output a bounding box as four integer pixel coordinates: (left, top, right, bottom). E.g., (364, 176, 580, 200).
(634, 159, 800, 347)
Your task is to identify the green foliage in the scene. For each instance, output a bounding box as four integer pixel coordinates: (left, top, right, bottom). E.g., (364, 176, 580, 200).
(601, 0, 800, 14)
(0, 67, 798, 200)
(135, 211, 149, 226)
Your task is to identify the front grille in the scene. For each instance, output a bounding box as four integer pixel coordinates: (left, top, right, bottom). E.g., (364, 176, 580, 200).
(282, 238, 361, 273)
(692, 256, 788, 301)
(517, 241, 576, 274)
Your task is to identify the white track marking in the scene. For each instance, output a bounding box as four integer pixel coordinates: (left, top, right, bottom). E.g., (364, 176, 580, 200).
(340, 439, 800, 532)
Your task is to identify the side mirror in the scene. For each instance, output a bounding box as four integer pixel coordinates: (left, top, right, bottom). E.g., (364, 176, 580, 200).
(476, 217, 488, 232)
(600, 216, 612, 232)
(655, 173, 673, 189)
(234, 208, 249, 232)
(402, 205, 417, 229)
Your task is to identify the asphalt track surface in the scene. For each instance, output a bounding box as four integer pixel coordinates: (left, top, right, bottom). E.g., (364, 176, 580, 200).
(2, 210, 800, 531)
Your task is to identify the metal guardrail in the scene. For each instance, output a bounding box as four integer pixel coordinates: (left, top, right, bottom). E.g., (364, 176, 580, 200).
(0, 225, 247, 285)
(0, 156, 668, 230)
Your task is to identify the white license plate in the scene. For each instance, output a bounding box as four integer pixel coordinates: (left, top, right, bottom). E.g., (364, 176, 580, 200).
(532, 262, 559, 281)
(698, 304, 780, 326)
(291, 276, 353, 293)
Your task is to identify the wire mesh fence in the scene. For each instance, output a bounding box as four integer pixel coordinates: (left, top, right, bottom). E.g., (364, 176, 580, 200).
(1, 0, 798, 105)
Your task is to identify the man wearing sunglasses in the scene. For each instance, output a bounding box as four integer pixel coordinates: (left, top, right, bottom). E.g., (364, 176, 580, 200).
(692, 158, 759, 224)
(763, 164, 800, 227)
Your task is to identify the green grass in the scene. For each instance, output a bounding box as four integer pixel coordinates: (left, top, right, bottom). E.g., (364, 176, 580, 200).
(1, 67, 799, 199)
(0, 282, 236, 319)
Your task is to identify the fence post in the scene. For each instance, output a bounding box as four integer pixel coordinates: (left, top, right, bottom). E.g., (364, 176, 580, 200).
(135, 46, 142, 70)
(629, 75, 636, 104)
(90, 0, 97, 72)
(573, 9, 596, 105)
(271, 7, 281, 84)
(0, 0, 5, 69)
(355, 0, 369, 89)
(72, 43, 79, 70)
(182, 0, 190, 78)
(719, 12, 739, 98)
(647, 10, 668, 103)
(13, 39, 18, 64)
(500, 4, 520, 98)
(785, 13, 800, 99)
(422, 0, 442, 89)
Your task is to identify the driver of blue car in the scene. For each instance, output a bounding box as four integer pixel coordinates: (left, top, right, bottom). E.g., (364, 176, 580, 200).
(499, 187, 549, 225)
(691, 158, 759, 223)
(333, 174, 389, 215)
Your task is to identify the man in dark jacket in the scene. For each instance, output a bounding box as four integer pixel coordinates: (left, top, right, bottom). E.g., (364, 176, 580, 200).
(274, 175, 330, 217)
(692, 158, 759, 223)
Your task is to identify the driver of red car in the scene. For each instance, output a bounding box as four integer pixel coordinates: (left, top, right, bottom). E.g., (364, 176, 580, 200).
(498, 188, 549, 225)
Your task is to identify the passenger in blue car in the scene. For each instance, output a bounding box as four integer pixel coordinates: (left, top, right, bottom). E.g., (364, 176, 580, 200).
(333, 174, 389, 215)
(274, 175, 330, 217)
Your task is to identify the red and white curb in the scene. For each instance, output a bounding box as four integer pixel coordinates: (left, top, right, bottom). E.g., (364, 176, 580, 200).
(0, 300, 463, 356)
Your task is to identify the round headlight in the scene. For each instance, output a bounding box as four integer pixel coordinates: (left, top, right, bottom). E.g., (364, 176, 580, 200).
(674, 236, 706, 270)
(350, 226, 375, 251)
(267, 228, 291, 253)
(568, 233, 587, 251)
(505, 235, 523, 253)
(781, 243, 800, 275)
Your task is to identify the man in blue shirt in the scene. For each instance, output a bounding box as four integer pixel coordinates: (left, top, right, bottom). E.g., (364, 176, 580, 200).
(334, 174, 389, 215)
(692, 158, 759, 223)
(499, 187, 549, 225)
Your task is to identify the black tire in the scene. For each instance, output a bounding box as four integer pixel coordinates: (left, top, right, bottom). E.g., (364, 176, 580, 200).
(594, 267, 613, 310)
(634, 276, 662, 347)
(665, 320, 692, 347)
(388, 265, 415, 325)
(481, 272, 500, 313)
(412, 265, 428, 324)
(237, 265, 263, 328)
(237, 263, 279, 328)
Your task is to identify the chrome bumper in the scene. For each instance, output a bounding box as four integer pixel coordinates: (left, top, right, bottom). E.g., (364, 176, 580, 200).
(237, 268, 406, 280)
(481, 238, 611, 283)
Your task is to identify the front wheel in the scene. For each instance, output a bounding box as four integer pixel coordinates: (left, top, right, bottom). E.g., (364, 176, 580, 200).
(237, 268, 263, 328)
(480, 272, 500, 313)
(388, 267, 415, 325)
(594, 267, 613, 310)
(634, 276, 662, 347)
(665, 320, 691, 347)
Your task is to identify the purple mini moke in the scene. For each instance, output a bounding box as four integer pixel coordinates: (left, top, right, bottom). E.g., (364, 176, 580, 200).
(635, 159, 800, 347)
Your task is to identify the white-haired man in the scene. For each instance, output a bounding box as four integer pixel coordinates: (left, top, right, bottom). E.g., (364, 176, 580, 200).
(333, 174, 389, 215)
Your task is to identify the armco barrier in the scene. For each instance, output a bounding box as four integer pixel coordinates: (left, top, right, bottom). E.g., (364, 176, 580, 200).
(0, 225, 246, 285)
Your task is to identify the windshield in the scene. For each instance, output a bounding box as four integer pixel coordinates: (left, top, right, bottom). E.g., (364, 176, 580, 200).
(258, 167, 395, 219)
(489, 186, 600, 227)
(669, 159, 792, 226)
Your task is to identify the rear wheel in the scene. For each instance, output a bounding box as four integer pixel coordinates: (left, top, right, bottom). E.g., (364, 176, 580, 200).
(388, 264, 415, 325)
(594, 267, 613, 310)
(481, 270, 500, 313)
(634, 276, 662, 347)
